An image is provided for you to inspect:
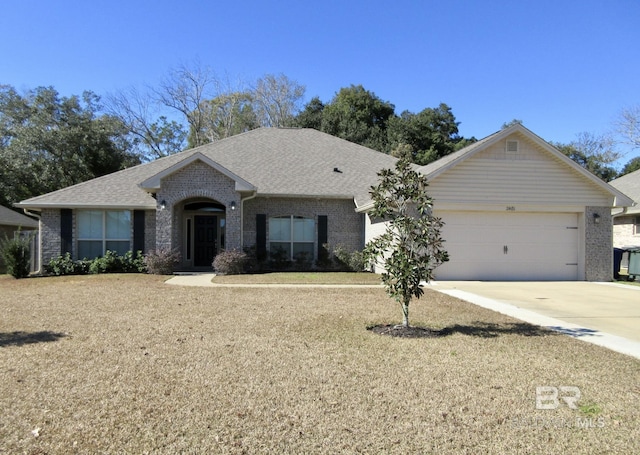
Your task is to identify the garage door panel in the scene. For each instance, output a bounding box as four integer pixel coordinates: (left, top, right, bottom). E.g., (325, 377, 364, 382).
(435, 211, 579, 281)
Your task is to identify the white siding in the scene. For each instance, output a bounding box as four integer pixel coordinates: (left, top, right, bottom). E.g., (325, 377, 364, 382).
(428, 133, 612, 208)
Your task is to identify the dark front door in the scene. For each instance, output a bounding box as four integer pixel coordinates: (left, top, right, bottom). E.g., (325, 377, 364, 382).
(194, 215, 218, 267)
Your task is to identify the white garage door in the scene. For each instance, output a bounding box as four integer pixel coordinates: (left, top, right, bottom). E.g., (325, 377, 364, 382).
(435, 212, 580, 281)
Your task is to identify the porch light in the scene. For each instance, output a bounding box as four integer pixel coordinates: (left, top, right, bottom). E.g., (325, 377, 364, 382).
(160, 200, 167, 211)
(230, 201, 236, 211)
(593, 213, 600, 224)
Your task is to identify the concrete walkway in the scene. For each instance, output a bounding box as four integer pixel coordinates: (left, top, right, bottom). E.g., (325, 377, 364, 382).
(165, 273, 383, 288)
(165, 274, 640, 360)
(429, 281, 640, 360)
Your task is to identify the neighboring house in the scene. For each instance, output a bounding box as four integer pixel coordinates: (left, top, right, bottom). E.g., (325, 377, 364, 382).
(609, 168, 640, 249)
(0, 204, 38, 238)
(0, 205, 39, 272)
(15, 125, 633, 281)
(361, 124, 633, 281)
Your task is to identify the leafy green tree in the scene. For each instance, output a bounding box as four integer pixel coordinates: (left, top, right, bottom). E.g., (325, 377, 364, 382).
(0, 85, 138, 206)
(294, 96, 325, 130)
(387, 104, 465, 164)
(320, 85, 395, 152)
(363, 160, 448, 327)
(501, 119, 524, 129)
(619, 156, 640, 176)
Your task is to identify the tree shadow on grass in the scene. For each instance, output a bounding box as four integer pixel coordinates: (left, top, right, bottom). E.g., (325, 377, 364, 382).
(368, 322, 555, 339)
(0, 331, 68, 347)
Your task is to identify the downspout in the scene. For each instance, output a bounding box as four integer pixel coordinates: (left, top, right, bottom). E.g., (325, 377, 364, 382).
(240, 191, 257, 249)
(22, 209, 42, 275)
(611, 207, 628, 218)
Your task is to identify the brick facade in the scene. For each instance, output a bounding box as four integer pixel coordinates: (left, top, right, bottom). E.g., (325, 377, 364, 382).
(613, 215, 640, 248)
(155, 161, 241, 267)
(243, 196, 364, 258)
(40, 208, 63, 265)
(585, 206, 613, 281)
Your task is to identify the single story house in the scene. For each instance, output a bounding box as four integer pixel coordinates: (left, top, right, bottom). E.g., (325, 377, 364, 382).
(16, 125, 633, 281)
(609, 168, 640, 249)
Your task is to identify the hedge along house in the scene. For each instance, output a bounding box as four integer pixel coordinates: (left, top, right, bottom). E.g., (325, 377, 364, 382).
(15, 128, 397, 272)
(360, 124, 634, 281)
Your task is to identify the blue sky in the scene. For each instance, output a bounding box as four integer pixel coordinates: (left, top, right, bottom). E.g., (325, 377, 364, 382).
(1, 0, 639, 159)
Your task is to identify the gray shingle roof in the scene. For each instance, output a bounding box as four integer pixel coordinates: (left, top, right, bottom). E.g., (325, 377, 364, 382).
(16, 128, 398, 209)
(609, 168, 640, 214)
(0, 205, 38, 228)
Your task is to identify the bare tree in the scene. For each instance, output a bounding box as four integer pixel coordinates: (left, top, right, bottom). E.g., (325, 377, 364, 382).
(199, 91, 257, 142)
(155, 62, 217, 148)
(251, 74, 305, 127)
(106, 87, 186, 160)
(617, 105, 640, 149)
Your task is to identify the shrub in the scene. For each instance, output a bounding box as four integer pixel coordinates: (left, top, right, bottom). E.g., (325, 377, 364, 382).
(0, 232, 32, 278)
(269, 247, 291, 270)
(293, 251, 313, 270)
(332, 245, 366, 272)
(89, 250, 124, 274)
(144, 248, 181, 275)
(213, 249, 249, 275)
(46, 253, 90, 276)
(122, 250, 147, 273)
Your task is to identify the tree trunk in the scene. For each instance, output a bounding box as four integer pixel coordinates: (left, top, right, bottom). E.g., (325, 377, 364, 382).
(402, 299, 410, 328)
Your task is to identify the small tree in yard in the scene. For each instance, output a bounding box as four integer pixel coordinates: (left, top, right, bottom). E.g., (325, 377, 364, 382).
(0, 231, 33, 279)
(363, 159, 448, 328)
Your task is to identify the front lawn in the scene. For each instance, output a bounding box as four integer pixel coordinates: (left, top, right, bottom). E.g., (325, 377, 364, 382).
(212, 271, 382, 285)
(1, 275, 638, 453)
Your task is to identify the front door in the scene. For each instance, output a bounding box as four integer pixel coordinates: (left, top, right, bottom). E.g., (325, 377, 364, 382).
(194, 215, 218, 267)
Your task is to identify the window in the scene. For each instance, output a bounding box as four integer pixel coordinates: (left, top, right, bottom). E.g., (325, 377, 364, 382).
(635, 216, 640, 235)
(77, 210, 131, 258)
(269, 216, 315, 260)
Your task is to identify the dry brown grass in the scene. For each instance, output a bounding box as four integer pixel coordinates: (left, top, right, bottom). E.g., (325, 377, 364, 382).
(1, 274, 639, 454)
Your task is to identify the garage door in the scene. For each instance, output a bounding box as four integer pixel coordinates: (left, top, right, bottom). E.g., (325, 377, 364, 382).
(435, 212, 580, 281)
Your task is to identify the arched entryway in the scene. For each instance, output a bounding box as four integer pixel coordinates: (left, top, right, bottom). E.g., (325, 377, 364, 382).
(183, 199, 227, 268)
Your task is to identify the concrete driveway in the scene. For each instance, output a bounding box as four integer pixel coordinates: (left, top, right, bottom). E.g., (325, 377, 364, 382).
(430, 281, 640, 359)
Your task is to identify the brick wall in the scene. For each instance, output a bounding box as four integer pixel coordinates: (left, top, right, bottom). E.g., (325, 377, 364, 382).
(40, 208, 63, 265)
(585, 206, 613, 281)
(243, 197, 364, 258)
(155, 161, 241, 263)
(613, 215, 640, 248)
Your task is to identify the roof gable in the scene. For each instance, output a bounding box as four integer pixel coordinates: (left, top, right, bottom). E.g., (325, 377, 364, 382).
(420, 124, 634, 208)
(139, 152, 257, 193)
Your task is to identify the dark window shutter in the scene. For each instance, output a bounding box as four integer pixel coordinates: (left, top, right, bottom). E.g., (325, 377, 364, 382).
(256, 214, 267, 261)
(60, 209, 73, 255)
(133, 210, 145, 253)
(317, 215, 328, 259)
